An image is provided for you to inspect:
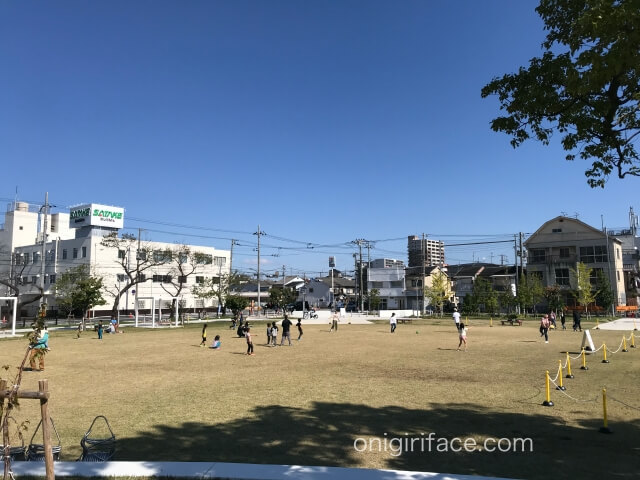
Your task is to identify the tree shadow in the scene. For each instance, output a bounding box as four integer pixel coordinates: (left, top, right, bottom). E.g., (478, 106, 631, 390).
(115, 402, 639, 479)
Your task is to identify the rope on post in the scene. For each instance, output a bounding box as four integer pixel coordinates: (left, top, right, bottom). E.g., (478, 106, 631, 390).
(600, 388, 612, 434)
(542, 370, 554, 407)
(602, 343, 610, 363)
(556, 360, 566, 390)
(565, 352, 574, 378)
(581, 347, 589, 370)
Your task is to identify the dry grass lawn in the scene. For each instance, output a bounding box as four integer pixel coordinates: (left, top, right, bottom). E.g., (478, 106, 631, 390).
(1, 317, 639, 480)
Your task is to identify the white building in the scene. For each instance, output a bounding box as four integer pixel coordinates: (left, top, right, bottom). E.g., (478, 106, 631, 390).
(3, 201, 230, 317)
(366, 258, 406, 310)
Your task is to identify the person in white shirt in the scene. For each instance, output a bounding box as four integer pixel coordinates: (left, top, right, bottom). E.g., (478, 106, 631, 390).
(390, 313, 397, 333)
(453, 308, 461, 331)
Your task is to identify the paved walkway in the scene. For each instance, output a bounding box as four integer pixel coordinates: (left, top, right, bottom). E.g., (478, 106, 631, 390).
(595, 317, 640, 331)
(11, 461, 515, 479)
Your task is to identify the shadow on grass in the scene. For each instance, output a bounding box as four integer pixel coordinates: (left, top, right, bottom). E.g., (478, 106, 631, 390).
(113, 402, 639, 480)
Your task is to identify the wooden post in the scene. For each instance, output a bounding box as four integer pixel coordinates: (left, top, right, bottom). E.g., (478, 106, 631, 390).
(38, 380, 55, 480)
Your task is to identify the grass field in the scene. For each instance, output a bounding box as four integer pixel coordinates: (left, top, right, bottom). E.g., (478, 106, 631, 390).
(1, 317, 639, 480)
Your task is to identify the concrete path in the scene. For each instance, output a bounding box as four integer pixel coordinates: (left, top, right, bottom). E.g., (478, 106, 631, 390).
(10, 461, 515, 480)
(594, 317, 640, 331)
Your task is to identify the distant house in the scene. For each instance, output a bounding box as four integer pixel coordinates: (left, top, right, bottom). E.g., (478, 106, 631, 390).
(404, 265, 451, 311)
(305, 274, 356, 308)
(448, 263, 517, 308)
(524, 216, 625, 309)
(365, 258, 406, 310)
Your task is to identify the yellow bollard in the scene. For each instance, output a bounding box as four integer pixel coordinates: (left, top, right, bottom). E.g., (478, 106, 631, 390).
(581, 347, 589, 370)
(599, 388, 611, 433)
(490, 317, 493, 327)
(634, 317, 638, 331)
(595, 317, 600, 330)
(556, 360, 565, 390)
(542, 370, 554, 406)
(622, 336, 628, 352)
(602, 343, 610, 363)
(631, 332, 637, 348)
(565, 352, 574, 378)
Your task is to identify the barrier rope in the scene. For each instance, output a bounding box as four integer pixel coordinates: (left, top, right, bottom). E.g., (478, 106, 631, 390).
(607, 338, 626, 354)
(549, 366, 560, 383)
(608, 395, 640, 412)
(568, 351, 583, 360)
(548, 377, 599, 403)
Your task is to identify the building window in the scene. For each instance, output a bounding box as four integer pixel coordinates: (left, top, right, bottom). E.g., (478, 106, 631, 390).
(73, 248, 78, 259)
(370, 281, 383, 288)
(214, 256, 226, 267)
(138, 274, 146, 282)
(82, 246, 87, 258)
(580, 245, 608, 263)
(178, 276, 187, 284)
(163, 275, 172, 283)
(22, 276, 29, 285)
(153, 250, 172, 263)
(33, 252, 40, 263)
(62, 249, 68, 260)
(390, 280, 403, 288)
(559, 248, 570, 258)
(529, 249, 546, 263)
(196, 276, 205, 284)
(178, 253, 188, 264)
(31, 276, 38, 284)
(196, 254, 213, 265)
(590, 268, 603, 286)
(49, 274, 56, 284)
(555, 268, 570, 286)
(153, 275, 163, 283)
(118, 249, 126, 259)
(117, 274, 127, 282)
(552, 228, 563, 233)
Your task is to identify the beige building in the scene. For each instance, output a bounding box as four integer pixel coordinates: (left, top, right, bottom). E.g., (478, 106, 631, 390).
(524, 216, 625, 308)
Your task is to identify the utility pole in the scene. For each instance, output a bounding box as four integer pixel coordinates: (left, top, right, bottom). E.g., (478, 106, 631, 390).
(39, 192, 49, 311)
(422, 233, 426, 315)
(253, 226, 265, 317)
(282, 265, 286, 290)
(352, 239, 366, 312)
(135, 228, 142, 326)
(229, 239, 237, 274)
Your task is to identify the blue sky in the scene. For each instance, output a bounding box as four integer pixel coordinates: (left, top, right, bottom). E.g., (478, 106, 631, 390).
(1, 0, 637, 278)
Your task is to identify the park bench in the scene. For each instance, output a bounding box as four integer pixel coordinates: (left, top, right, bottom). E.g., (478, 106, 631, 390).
(501, 318, 522, 326)
(399, 318, 412, 324)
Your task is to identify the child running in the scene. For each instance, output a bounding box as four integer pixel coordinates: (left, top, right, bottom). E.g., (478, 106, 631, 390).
(210, 335, 221, 350)
(200, 324, 208, 347)
(246, 327, 254, 355)
(457, 322, 469, 352)
(297, 319, 303, 341)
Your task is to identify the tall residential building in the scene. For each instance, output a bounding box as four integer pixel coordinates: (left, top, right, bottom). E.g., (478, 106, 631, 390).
(407, 235, 445, 267)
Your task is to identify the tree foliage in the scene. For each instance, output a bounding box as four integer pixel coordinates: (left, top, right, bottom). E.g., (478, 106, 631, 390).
(366, 288, 381, 312)
(544, 285, 565, 313)
(517, 273, 545, 314)
(55, 264, 105, 317)
(424, 271, 450, 316)
(481, 0, 640, 187)
(594, 268, 615, 313)
(224, 295, 249, 317)
(571, 262, 596, 314)
(268, 286, 297, 309)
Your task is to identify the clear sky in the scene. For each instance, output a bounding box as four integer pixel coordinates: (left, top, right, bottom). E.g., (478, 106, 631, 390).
(1, 0, 637, 278)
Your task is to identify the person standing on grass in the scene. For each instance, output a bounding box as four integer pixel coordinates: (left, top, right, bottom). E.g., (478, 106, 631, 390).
(297, 318, 303, 340)
(281, 315, 292, 346)
(549, 311, 557, 328)
(457, 322, 468, 351)
(330, 311, 338, 332)
(97, 320, 103, 340)
(390, 313, 397, 333)
(453, 308, 461, 331)
(560, 311, 566, 330)
(267, 322, 272, 345)
(271, 322, 279, 346)
(200, 324, 208, 347)
(246, 327, 254, 355)
(572, 310, 582, 332)
(540, 314, 550, 343)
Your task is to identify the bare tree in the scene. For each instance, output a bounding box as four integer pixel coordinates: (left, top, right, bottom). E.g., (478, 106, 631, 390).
(100, 232, 168, 315)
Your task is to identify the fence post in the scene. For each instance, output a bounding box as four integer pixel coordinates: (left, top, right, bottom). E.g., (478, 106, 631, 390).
(599, 388, 612, 434)
(38, 380, 55, 480)
(542, 371, 554, 407)
(581, 348, 589, 370)
(602, 343, 609, 364)
(565, 352, 574, 379)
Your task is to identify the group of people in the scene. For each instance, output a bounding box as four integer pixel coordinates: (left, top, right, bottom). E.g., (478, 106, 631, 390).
(201, 314, 304, 356)
(540, 309, 583, 343)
